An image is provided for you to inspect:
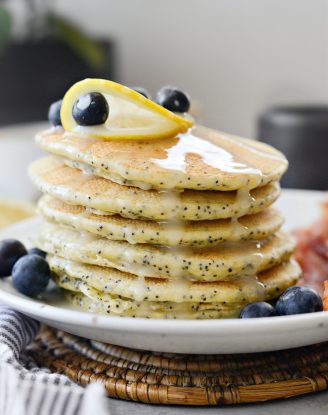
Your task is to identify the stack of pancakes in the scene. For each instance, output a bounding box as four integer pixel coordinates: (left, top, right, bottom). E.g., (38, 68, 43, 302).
(29, 125, 301, 318)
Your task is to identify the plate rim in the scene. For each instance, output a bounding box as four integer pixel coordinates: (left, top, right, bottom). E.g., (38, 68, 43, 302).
(0, 280, 327, 335)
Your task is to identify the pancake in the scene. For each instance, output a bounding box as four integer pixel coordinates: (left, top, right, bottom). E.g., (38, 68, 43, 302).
(29, 157, 281, 221)
(35, 125, 288, 191)
(39, 224, 295, 281)
(38, 195, 284, 247)
(49, 255, 301, 303)
(56, 258, 300, 319)
(63, 290, 243, 319)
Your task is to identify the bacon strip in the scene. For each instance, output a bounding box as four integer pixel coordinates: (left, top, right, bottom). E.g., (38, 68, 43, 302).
(293, 201, 328, 295)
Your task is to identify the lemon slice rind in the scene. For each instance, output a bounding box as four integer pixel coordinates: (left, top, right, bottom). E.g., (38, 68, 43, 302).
(61, 79, 194, 140)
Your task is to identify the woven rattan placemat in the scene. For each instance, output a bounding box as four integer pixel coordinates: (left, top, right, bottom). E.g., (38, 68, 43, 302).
(30, 326, 328, 406)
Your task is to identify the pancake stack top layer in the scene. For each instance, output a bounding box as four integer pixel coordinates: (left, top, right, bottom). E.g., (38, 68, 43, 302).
(30, 102, 301, 319)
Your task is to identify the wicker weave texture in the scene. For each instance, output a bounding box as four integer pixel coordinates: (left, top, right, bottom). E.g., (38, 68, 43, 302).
(30, 327, 328, 406)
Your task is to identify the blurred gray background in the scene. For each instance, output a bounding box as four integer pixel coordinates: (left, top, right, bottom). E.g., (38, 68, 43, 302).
(33, 0, 328, 138)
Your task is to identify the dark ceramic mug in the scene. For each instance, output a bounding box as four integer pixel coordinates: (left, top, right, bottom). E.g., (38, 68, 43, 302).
(257, 106, 328, 190)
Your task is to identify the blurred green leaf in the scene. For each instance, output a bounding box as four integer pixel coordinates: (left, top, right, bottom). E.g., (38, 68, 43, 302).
(49, 14, 105, 70)
(0, 6, 11, 50)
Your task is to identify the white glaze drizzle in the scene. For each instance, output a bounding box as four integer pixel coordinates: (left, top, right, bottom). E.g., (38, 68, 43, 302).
(152, 132, 263, 177)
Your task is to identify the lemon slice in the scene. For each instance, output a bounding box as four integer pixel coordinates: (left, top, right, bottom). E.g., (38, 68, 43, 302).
(61, 79, 194, 140)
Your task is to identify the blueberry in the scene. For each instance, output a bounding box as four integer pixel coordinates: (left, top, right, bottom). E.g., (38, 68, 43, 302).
(72, 92, 109, 126)
(12, 254, 50, 297)
(275, 286, 323, 315)
(27, 247, 46, 259)
(48, 99, 62, 126)
(131, 86, 151, 99)
(0, 239, 27, 278)
(155, 86, 190, 112)
(239, 302, 276, 318)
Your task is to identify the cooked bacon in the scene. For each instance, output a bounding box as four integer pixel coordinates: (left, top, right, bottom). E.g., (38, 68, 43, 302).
(293, 202, 328, 295)
(324, 281, 328, 311)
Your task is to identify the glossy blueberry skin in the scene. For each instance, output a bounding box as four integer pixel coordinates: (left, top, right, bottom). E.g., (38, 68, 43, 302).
(239, 302, 276, 318)
(72, 92, 109, 126)
(27, 247, 46, 259)
(275, 286, 323, 315)
(155, 86, 190, 112)
(0, 239, 27, 278)
(48, 99, 62, 126)
(131, 86, 151, 99)
(12, 254, 51, 297)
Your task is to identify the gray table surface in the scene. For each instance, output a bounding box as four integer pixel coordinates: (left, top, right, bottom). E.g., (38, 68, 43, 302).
(107, 391, 328, 414)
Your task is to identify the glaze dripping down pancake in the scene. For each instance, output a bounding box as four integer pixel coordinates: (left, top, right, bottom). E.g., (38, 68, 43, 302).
(49, 255, 301, 304)
(39, 223, 295, 281)
(38, 195, 284, 247)
(52, 257, 300, 319)
(36, 125, 288, 191)
(29, 157, 281, 221)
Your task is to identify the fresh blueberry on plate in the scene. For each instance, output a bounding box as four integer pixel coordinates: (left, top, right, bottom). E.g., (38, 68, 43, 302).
(48, 99, 63, 126)
(275, 286, 323, 315)
(27, 247, 46, 259)
(239, 301, 276, 318)
(72, 92, 109, 126)
(155, 86, 190, 112)
(12, 254, 51, 297)
(0, 239, 27, 278)
(131, 86, 151, 99)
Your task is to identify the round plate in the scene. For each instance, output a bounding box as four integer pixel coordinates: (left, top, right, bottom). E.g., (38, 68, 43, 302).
(0, 189, 327, 354)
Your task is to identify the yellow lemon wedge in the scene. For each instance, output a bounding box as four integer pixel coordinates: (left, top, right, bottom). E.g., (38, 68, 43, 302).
(61, 79, 194, 140)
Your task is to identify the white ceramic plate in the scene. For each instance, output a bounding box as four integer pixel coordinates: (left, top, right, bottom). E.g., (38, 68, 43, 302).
(0, 189, 327, 354)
